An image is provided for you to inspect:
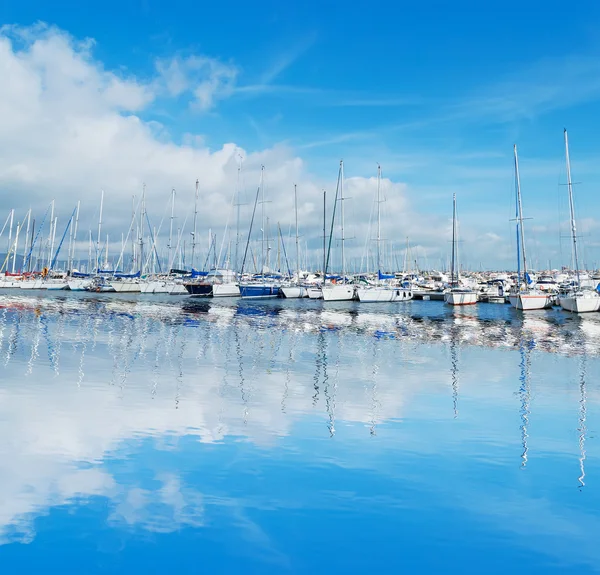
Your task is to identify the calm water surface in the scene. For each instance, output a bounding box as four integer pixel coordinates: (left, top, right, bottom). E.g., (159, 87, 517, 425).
(0, 291, 599, 573)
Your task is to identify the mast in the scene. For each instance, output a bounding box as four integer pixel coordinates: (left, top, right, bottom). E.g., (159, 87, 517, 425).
(191, 179, 198, 271)
(450, 194, 457, 285)
(96, 190, 104, 274)
(340, 160, 346, 278)
(139, 184, 145, 274)
(235, 160, 242, 272)
(323, 191, 326, 276)
(11, 222, 20, 274)
(260, 166, 265, 275)
(7, 209, 13, 258)
(514, 145, 528, 290)
(376, 164, 381, 274)
(131, 194, 136, 271)
(564, 129, 581, 287)
(22, 209, 31, 273)
(168, 188, 175, 273)
(69, 201, 80, 272)
(294, 184, 300, 282)
(50, 216, 57, 271)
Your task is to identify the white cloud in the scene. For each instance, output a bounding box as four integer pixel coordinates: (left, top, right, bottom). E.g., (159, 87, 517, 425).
(155, 54, 238, 110)
(0, 21, 567, 271)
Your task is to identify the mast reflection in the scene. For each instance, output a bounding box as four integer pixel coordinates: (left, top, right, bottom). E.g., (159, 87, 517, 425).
(518, 337, 533, 468)
(578, 354, 587, 489)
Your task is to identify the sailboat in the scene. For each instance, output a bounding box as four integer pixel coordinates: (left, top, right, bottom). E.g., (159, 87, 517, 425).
(280, 185, 308, 298)
(239, 167, 282, 298)
(558, 129, 600, 313)
(321, 160, 355, 302)
(357, 165, 413, 303)
(509, 145, 554, 310)
(444, 194, 477, 306)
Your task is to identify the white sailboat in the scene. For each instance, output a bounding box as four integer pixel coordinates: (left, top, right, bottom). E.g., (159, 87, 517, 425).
(558, 129, 600, 313)
(322, 160, 355, 302)
(444, 194, 477, 306)
(357, 164, 412, 303)
(509, 145, 554, 311)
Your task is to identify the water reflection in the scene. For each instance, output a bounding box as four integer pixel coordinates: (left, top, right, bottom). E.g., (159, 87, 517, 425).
(0, 292, 599, 572)
(578, 355, 587, 489)
(518, 341, 532, 468)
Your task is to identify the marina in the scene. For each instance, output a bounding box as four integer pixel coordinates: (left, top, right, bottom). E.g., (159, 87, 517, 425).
(4, 5, 600, 572)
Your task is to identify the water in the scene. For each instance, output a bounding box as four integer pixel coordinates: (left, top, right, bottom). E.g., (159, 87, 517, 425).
(0, 291, 599, 573)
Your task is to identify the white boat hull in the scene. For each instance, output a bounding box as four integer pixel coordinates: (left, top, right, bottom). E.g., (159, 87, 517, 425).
(307, 287, 323, 299)
(212, 283, 240, 297)
(321, 284, 355, 301)
(111, 281, 141, 293)
(45, 282, 69, 291)
(559, 293, 600, 313)
(167, 283, 188, 295)
(444, 291, 478, 306)
(20, 279, 45, 290)
(68, 279, 93, 291)
(356, 287, 413, 302)
(509, 293, 553, 310)
(280, 286, 307, 299)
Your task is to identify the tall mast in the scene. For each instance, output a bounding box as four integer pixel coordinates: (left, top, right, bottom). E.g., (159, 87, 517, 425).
(260, 165, 265, 275)
(192, 179, 198, 271)
(46, 201, 55, 269)
(564, 129, 581, 287)
(11, 222, 20, 274)
(450, 194, 457, 285)
(323, 190, 326, 275)
(96, 190, 104, 274)
(514, 145, 528, 290)
(50, 216, 57, 271)
(235, 159, 242, 272)
(22, 209, 31, 273)
(168, 188, 175, 272)
(294, 184, 300, 282)
(7, 209, 13, 258)
(376, 164, 382, 274)
(340, 160, 346, 278)
(139, 184, 145, 274)
(69, 201, 80, 272)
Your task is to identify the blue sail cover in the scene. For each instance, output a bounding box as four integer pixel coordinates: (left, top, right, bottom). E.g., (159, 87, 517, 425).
(525, 272, 534, 285)
(114, 271, 141, 279)
(191, 269, 209, 278)
(378, 270, 395, 280)
(72, 272, 91, 278)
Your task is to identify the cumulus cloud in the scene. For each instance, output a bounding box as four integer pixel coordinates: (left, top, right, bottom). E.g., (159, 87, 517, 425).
(0, 22, 517, 270)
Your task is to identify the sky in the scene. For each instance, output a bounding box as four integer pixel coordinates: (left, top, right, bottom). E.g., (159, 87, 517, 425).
(2, 0, 600, 270)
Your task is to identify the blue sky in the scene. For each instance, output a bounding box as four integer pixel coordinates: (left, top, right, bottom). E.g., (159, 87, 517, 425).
(2, 1, 600, 269)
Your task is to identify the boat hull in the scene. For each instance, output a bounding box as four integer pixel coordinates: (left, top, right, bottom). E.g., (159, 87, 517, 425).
(213, 283, 240, 297)
(280, 286, 307, 299)
(45, 282, 69, 291)
(307, 287, 323, 299)
(356, 287, 413, 302)
(559, 294, 600, 313)
(509, 293, 553, 310)
(68, 279, 92, 291)
(239, 284, 280, 298)
(444, 291, 478, 306)
(111, 281, 141, 293)
(186, 283, 240, 297)
(321, 284, 355, 301)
